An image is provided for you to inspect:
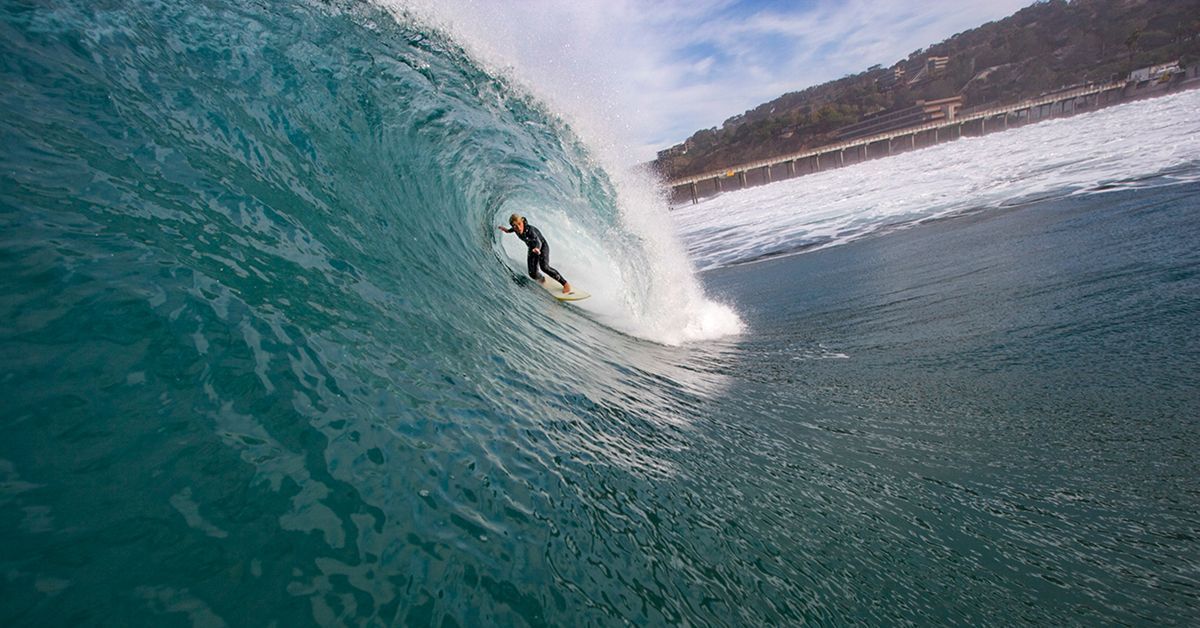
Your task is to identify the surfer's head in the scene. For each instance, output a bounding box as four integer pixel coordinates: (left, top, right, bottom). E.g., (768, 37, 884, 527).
(508, 214, 525, 233)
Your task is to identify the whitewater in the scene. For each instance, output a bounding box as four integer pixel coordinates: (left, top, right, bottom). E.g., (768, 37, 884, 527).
(2, 0, 1199, 625)
(673, 88, 1200, 270)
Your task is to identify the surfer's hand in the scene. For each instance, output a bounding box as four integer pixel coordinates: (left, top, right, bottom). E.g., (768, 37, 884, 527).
(533, 248, 540, 255)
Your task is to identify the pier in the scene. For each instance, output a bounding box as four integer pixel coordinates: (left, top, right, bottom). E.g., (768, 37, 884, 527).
(668, 81, 1129, 205)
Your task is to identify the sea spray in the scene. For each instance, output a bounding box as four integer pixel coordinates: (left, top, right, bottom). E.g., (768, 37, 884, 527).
(673, 88, 1200, 271)
(385, 0, 743, 344)
(3, 0, 1199, 624)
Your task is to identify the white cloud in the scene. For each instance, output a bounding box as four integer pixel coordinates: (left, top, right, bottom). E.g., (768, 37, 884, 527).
(404, 0, 1032, 163)
(689, 57, 716, 76)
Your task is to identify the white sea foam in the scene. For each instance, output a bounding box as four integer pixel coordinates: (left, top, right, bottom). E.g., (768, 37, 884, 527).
(498, 166, 744, 346)
(671, 89, 1200, 271)
(395, 0, 744, 344)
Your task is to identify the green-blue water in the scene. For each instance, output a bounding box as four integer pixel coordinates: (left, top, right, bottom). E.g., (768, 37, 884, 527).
(3, 0, 1199, 625)
(702, 184, 1200, 624)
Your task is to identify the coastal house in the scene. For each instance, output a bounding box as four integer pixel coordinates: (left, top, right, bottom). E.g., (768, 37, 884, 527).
(907, 56, 950, 86)
(877, 65, 906, 90)
(1129, 61, 1182, 84)
(657, 144, 687, 161)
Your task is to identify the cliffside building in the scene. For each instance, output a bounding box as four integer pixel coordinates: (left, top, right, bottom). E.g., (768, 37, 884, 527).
(835, 96, 964, 141)
(907, 56, 951, 86)
(1130, 61, 1182, 84)
(877, 65, 906, 90)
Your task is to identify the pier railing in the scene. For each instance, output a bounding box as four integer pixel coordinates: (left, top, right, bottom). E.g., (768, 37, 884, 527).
(667, 81, 1128, 204)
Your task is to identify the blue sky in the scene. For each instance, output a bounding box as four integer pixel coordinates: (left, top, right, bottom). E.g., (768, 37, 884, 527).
(418, 0, 1034, 162)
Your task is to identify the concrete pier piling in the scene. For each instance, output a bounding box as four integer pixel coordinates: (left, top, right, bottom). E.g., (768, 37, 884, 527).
(668, 81, 1133, 205)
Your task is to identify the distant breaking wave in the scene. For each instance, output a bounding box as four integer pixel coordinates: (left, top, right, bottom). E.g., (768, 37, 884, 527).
(673, 88, 1200, 271)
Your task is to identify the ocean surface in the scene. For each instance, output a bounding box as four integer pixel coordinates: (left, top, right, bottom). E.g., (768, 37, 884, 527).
(2, 0, 1198, 626)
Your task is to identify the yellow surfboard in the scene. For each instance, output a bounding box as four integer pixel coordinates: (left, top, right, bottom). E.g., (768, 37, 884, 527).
(538, 278, 590, 301)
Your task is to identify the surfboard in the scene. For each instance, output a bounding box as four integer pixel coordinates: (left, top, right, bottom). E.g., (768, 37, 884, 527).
(538, 279, 590, 301)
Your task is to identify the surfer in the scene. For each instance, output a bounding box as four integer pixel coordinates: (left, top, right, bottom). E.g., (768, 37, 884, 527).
(498, 214, 572, 294)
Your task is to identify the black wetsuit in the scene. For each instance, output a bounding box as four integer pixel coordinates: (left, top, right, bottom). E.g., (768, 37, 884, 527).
(512, 223, 567, 285)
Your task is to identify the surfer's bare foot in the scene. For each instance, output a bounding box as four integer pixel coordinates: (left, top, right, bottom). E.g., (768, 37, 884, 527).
(562, 282, 571, 294)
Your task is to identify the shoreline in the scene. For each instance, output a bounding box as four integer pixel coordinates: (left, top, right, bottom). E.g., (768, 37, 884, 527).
(666, 67, 1200, 206)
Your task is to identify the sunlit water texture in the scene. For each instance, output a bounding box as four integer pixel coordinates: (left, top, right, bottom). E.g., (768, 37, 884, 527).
(2, 0, 1199, 625)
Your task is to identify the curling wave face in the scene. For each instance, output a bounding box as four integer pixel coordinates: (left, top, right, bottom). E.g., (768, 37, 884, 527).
(1, 0, 739, 624)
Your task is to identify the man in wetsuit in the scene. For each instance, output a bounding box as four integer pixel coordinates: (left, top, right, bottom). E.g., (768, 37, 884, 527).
(498, 213, 572, 294)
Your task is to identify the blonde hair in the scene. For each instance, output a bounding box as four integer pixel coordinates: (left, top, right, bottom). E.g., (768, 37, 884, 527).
(508, 213, 524, 227)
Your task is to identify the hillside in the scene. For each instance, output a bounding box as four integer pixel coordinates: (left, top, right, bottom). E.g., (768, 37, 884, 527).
(654, 0, 1200, 180)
